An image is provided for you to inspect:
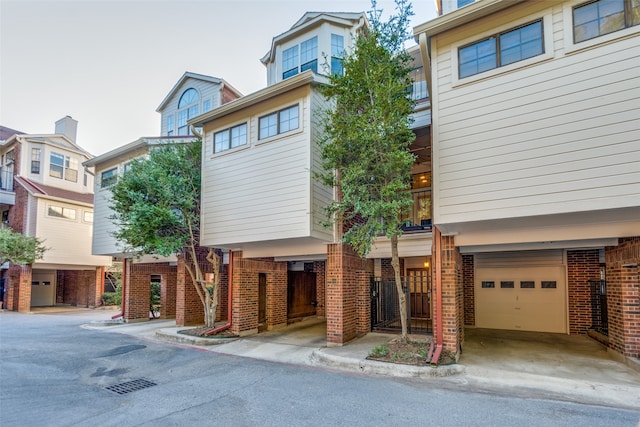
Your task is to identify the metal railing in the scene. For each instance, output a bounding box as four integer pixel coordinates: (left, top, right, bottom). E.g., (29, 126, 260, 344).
(589, 280, 608, 335)
(410, 67, 429, 101)
(371, 274, 432, 334)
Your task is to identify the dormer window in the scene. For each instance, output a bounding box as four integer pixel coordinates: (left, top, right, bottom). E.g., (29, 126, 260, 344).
(49, 152, 78, 182)
(177, 88, 200, 136)
(282, 36, 318, 79)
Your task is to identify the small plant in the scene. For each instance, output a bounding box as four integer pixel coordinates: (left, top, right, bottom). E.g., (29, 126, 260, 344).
(102, 284, 122, 306)
(369, 345, 389, 358)
(150, 282, 161, 318)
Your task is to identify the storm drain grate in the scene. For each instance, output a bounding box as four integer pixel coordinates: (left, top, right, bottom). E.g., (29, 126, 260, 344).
(106, 379, 157, 395)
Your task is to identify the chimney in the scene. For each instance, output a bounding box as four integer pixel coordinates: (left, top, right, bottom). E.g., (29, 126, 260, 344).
(55, 116, 78, 142)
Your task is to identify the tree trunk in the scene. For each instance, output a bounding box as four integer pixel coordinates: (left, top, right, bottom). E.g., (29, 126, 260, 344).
(391, 234, 408, 342)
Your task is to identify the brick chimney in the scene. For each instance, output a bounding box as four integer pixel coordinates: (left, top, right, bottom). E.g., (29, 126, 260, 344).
(55, 116, 78, 142)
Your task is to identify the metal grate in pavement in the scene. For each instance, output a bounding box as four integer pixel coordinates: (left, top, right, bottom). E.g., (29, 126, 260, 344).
(105, 378, 157, 395)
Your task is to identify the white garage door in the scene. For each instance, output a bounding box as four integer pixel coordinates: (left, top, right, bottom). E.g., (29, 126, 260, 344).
(475, 251, 567, 334)
(31, 271, 56, 307)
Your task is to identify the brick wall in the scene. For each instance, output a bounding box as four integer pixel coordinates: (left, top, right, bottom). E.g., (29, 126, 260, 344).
(8, 181, 28, 233)
(380, 258, 405, 280)
(56, 269, 101, 307)
(567, 250, 600, 335)
(312, 261, 326, 317)
(230, 252, 288, 335)
(606, 237, 640, 358)
(437, 235, 464, 354)
(462, 254, 474, 326)
(325, 243, 369, 346)
(6, 264, 31, 312)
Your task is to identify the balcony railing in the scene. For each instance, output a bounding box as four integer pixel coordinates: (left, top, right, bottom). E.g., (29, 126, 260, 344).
(0, 167, 14, 192)
(410, 67, 429, 101)
(401, 189, 432, 232)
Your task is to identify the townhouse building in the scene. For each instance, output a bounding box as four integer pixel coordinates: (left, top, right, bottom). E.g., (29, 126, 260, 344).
(414, 0, 639, 360)
(0, 117, 111, 311)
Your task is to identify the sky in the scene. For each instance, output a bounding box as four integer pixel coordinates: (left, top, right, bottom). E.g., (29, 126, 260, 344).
(1, 0, 437, 156)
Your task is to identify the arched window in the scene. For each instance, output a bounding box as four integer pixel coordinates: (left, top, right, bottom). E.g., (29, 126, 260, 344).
(177, 88, 200, 135)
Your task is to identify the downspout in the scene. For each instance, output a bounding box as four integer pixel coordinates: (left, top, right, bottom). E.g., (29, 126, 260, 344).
(429, 226, 443, 365)
(111, 258, 127, 320)
(203, 250, 233, 335)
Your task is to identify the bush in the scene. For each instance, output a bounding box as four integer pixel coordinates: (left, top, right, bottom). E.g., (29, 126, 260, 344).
(102, 284, 122, 306)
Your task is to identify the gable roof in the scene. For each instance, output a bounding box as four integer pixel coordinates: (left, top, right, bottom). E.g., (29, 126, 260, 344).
(0, 126, 25, 142)
(261, 12, 367, 64)
(15, 176, 94, 205)
(156, 71, 243, 112)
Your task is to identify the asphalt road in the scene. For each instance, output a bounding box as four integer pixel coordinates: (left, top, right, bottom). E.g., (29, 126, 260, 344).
(1, 310, 639, 427)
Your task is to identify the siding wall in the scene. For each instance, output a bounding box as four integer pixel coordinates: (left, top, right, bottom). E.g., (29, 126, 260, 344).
(431, 1, 640, 225)
(201, 85, 333, 248)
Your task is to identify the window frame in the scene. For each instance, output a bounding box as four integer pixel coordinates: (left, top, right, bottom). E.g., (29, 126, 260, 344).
(570, 0, 640, 45)
(100, 167, 118, 188)
(47, 205, 77, 220)
(213, 122, 248, 153)
(49, 152, 64, 179)
(177, 88, 200, 136)
(258, 104, 300, 141)
(451, 14, 553, 86)
(31, 147, 41, 174)
(331, 33, 345, 76)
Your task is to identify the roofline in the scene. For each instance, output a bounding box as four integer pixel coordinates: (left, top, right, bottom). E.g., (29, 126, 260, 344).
(14, 176, 94, 207)
(413, 0, 526, 38)
(260, 12, 367, 64)
(82, 136, 194, 167)
(156, 72, 243, 112)
(4, 133, 94, 158)
(189, 71, 324, 127)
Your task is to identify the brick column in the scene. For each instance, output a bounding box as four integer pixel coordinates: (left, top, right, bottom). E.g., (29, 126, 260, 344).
(161, 268, 177, 320)
(437, 235, 463, 354)
(313, 261, 326, 317)
(567, 250, 600, 335)
(94, 267, 105, 307)
(326, 243, 368, 346)
(123, 261, 150, 322)
(462, 254, 474, 326)
(7, 264, 32, 312)
(606, 237, 640, 358)
(176, 255, 203, 326)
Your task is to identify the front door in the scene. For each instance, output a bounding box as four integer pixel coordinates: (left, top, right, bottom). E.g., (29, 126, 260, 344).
(287, 271, 316, 320)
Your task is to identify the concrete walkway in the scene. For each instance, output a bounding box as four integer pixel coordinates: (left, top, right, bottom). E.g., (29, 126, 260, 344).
(83, 312, 640, 410)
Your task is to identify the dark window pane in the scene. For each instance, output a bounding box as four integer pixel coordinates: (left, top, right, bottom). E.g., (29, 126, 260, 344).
(481, 281, 495, 288)
(541, 281, 557, 289)
(520, 281, 535, 289)
(501, 281, 515, 288)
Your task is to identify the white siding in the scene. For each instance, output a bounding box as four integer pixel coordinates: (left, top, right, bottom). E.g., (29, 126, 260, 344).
(431, 2, 640, 225)
(35, 198, 110, 267)
(160, 78, 222, 136)
(201, 85, 333, 248)
(92, 185, 120, 256)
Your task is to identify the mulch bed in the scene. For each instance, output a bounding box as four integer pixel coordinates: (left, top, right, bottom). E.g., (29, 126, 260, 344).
(367, 336, 456, 366)
(178, 327, 238, 338)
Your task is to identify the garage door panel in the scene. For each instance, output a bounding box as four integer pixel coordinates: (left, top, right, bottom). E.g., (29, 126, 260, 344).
(476, 265, 566, 334)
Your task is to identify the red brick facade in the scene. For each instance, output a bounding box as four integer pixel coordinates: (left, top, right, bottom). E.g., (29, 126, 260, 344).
(436, 235, 464, 354)
(325, 243, 369, 346)
(462, 254, 474, 326)
(567, 250, 600, 335)
(605, 237, 640, 358)
(56, 268, 104, 307)
(5, 265, 32, 312)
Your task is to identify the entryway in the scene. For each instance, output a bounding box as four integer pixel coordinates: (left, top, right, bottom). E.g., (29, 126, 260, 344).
(287, 271, 316, 321)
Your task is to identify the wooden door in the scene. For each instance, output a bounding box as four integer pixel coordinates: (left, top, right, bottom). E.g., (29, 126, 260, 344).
(407, 268, 430, 319)
(287, 271, 316, 319)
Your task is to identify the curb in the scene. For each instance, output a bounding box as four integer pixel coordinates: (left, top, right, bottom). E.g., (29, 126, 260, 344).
(155, 329, 239, 346)
(311, 349, 465, 378)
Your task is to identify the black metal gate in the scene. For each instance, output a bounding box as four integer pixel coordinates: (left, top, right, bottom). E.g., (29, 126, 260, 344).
(589, 279, 608, 335)
(371, 272, 432, 334)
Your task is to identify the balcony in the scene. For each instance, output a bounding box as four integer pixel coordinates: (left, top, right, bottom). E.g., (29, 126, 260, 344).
(410, 67, 428, 102)
(401, 189, 432, 233)
(0, 167, 15, 205)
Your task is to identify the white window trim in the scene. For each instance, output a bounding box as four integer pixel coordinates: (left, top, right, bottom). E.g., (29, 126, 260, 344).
(47, 204, 77, 221)
(562, 0, 640, 55)
(256, 102, 303, 146)
(450, 13, 553, 87)
(210, 120, 252, 158)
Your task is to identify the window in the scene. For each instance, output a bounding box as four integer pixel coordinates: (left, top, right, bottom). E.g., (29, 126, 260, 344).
(166, 115, 174, 136)
(83, 211, 94, 223)
(259, 105, 299, 140)
(31, 148, 41, 174)
(101, 168, 117, 188)
(214, 123, 248, 153)
(459, 20, 544, 78)
(177, 88, 200, 135)
(49, 152, 77, 181)
(2, 210, 9, 224)
(331, 34, 344, 75)
(5, 149, 14, 164)
(300, 36, 318, 73)
(50, 152, 64, 178)
(203, 99, 212, 113)
(573, 0, 639, 43)
(48, 205, 76, 220)
(283, 45, 299, 79)
(123, 162, 132, 174)
(458, 0, 475, 7)
(83, 173, 88, 187)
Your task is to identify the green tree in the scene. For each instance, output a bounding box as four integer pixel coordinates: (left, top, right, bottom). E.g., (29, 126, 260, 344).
(109, 139, 221, 327)
(318, 0, 416, 341)
(0, 227, 47, 266)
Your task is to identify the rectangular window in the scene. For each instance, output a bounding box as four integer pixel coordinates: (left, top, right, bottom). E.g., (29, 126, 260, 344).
(259, 105, 299, 140)
(500, 281, 515, 288)
(101, 168, 117, 188)
(83, 211, 94, 223)
(178, 110, 188, 136)
(331, 34, 345, 75)
(2, 210, 9, 224)
(300, 36, 318, 73)
(283, 45, 299, 79)
(214, 123, 248, 153)
(541, 281, 557, 289)
(65, 157, 78, 182)
(166, 115, 174, 136)
(573, 0, 638, 43)
(459, 20, 543, 78)
(31, 148, 41, 174)
(203, 99, 212, 113)
(520, 281, 535, 288)
(49, 152, 64, 179)
(84, 173, 88, 187)
(48, 205, 77, 220)
(458, 0, 475, 7)
(481, 281, 495, 288)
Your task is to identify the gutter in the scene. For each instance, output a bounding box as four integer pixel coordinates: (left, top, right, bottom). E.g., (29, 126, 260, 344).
(203, 250, 233, 335)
